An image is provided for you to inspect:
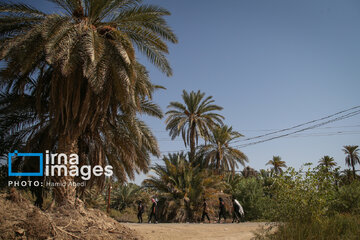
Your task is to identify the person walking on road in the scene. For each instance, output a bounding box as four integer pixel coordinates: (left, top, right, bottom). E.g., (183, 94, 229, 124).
(232, 197, 244, 223)
(137, 200, 144, 223)
(218, 197, 226, 223)
(201, 198, 211, 223)
(148, 198, 158, 223)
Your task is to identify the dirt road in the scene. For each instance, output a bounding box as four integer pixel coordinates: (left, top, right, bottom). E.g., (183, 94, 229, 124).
(123, 222, 268, 240)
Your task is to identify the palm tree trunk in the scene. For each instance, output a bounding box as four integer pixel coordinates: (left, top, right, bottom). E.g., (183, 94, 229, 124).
(352, 161, 356, 179)
(52, 135, 78, 206)
(216, 152, 222, 175)
(189, 125, 196, 162)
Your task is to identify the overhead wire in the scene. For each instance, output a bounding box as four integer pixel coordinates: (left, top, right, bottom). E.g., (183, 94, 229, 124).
(230, 105, 360, 144)
(232, 109, 360, 148)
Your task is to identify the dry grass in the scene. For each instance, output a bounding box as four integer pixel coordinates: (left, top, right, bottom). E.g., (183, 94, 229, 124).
(0, 189, 142, 240)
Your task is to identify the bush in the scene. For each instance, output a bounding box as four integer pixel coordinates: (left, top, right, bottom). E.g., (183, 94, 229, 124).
(232, 177, 269, 221)
(255, 166, 360, 239)
(255, 214, 360, 240)
(331, 180, 360, 214)
(263, 166, 337, 223)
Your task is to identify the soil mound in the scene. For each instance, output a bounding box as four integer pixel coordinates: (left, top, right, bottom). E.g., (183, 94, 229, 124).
(0, 189, 142, 240)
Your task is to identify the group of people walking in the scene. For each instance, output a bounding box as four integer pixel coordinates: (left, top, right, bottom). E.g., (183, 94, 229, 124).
(202, 197, 244, 223)
(137, 197, 244, 223)
(137, 198, 158, 223)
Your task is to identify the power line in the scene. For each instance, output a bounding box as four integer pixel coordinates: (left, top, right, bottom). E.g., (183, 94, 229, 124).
(152, 124, 360, 134)
(230, 105, 360, 144)
(156, 131, 360, 154)
(154, 106, 360, 153)
(155, 127, 360, 141)
(232, 109, 360, 148)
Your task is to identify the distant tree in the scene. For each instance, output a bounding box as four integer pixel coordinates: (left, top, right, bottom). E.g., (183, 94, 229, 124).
(111, 183, 142, 212)
(241, 166, 258, 178)
(318, 155, 337, 171)
(343, 145, 360, 179)
(166, 90, 224, 161)
(266, 156, 287, 175)
(198, 125, 248, 174)
(224, 173, 243, 195)
(341, 169, 354, 185)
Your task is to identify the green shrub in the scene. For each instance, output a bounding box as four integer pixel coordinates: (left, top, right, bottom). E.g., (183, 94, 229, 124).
(331, 180, 360, 214)
(232, 177, 270, 221)
(263, 166, 337, 223)
(255, 214, 360, 240)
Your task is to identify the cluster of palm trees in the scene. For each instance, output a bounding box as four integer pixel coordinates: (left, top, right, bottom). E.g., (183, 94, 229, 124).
(265, 145, 360, 180)
(256, 145, 360, 179)
(165, 90, 248, 173)
(143, 90, 248, 221)
(0, 0, 177, 205)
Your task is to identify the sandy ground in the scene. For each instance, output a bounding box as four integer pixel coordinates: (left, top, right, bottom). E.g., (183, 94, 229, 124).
(123, 222, 268, 240)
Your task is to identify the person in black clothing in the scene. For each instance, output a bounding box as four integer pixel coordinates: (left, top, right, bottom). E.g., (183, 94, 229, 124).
(137, 200, 144, 223)
(148, 198, 158, 223)
(201, 198, 210, 223)
(232, 197, 241, 223)
(218, 197, 226, 223)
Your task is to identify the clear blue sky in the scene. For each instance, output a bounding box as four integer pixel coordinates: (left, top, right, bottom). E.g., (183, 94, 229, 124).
(23, 0, 360, 183)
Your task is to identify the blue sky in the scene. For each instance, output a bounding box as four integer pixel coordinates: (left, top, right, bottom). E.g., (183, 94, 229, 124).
(23, 0, 360, 183)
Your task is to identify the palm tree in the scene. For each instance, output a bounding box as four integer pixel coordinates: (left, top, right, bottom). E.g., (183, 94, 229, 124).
(241, 166, 258, 178)
(111, 183, 142, 211)
(266, 156, 287, 175)
(0, 0, 176, 205)
(1, 63, 163, 204)
(224, 173, 243, 195)
(343, 145, 360, 179)
(198, 125, 248, 174)
(318, 155, 337, 171)
(143, 152, 223, 222)
(166, 90, 224, 161)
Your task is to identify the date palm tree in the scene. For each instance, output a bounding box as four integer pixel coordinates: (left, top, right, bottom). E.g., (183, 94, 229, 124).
(198, 125, 248, 174)
(0, 63, 164, 205)
(266, 156, 286, 175)
(343, 145, 360, 179)
(111, 183, 142, 211)
(143, 152, 223, 222)
(318, 155, 337, 172)
(241, 166, 258, 178)
(166, 90, 224, 161)
(0, 0, 176, 205)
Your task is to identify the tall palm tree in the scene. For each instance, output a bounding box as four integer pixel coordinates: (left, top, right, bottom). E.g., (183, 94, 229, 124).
(1, 63, 163, 204)
(343, 145, 360, 179)
(198, 125, 248, 174)
(0, 0, 176, 205)
(166, 90, 224, 161)
(318, 155, 337, 171)
(266, 156, 286, 175)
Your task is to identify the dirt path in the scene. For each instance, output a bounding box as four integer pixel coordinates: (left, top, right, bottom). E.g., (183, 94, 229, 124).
(123, 222, 268, 240)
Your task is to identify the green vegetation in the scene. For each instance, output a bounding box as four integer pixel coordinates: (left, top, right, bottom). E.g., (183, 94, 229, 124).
(0, 0, 177, 205)
(0, 2, 359, 239)
(256, 165, 360, 240)
(143, 152, 223, 222)
(165, 90, 224, 161)
(266, 156, 287, 175)
(198, 125, 248, 174)
(343, 145, 360, 179)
